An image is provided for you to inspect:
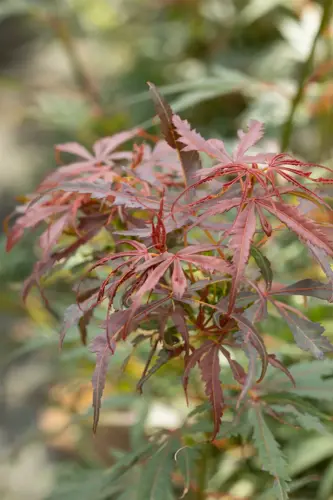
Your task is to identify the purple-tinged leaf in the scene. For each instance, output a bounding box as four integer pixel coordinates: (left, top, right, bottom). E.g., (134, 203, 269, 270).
(272, 279, 333, 301)
(78, 310, 93, 346)
(275, 303, 333, 359)
(307, 244, 333, 300)
(187, 197, 241, 231)
(236, 340, 257, 409)
(180, 254, 232, 275)
(172, 259, 187, 299)
(173, 114, 231, 164)
(259, 200, 333, 257)
(39, 213, 70, 258)
(135, 257, 174, 298)
(6, 205, 68, 251)
(177, 243, 222, 255)
(232, 311, 268, 382)
(220, 346, 246, 385)
(171, 306, 190, 356)
(56, 142, 93, 160)
(228, 203, 257, 313)
(54, 180, 112, 198)
(104, 310, 130, 342)
(133, 296, 173, 323)
(199, 343, 224, 439)
(268, 354, 296, 387)
(234, 120, 264, 161)
(90, 334, 116, 433)
(137, 348, 171, 393)
(59, 304, 84, 348)
(92, 128, 138, 158)
(183, 341, 213, 404)
(148, 83, 202, 185)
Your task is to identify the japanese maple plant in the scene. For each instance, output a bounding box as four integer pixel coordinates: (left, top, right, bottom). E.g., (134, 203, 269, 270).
(6, 84, 333, 498)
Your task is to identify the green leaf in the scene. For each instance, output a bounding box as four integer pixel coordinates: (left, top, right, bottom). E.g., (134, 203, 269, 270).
(318, 458, 333, 499)
(249, 405, 290, 499)
(47, 468, 117, 500)
(186, 419, 214, 435)
(187, 402, 211, 418)
(137, 438, 178, 500)
(287, 435, 333, 476)
(258, 479, 290, 500)
(175, 446, 199, 498)
(261, 392, 330, 420)
(217, 418, 252, 440)
(270, 404, 330, 435)
(130, 398, 150, 449)
(109, 442, 156, 483)
(250, 246, 273, 289)
(275, 305, 333, 359)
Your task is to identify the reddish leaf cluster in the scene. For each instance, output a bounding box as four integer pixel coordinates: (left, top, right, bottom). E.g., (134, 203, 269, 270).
(6, 83, 333, 438)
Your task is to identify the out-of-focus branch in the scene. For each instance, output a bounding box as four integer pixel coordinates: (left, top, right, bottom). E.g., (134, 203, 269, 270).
(46, 15, 103, 117)
(280, 0, 333, 151)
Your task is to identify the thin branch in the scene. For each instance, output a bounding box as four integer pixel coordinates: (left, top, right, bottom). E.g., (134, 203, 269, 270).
(280, 0, 333, 151)
(46, 14, 103, 116)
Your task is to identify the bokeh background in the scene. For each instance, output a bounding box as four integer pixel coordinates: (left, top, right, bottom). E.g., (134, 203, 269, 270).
(1, 0, 333, 499)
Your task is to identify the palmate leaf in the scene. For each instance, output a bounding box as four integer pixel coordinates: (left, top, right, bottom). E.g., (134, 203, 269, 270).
(183, 340, 224, 438)
(232, 311, 268, 381)
(173, 113, 232, 163)
(137, 437, 179, 500)
(258, 479, 290, 500)
(228, 202, 257, 313)
(261, 392, 330, 420)
(47, 468, 117, 500)
(307, 243, 333, 296)
(270, 404, 330, 435)
(175, 446, 200, 499)
(249, 405, 291, 500)
(214, 298, 268, 382)
(198, 342, 224, 439)
(108, 441, 156, 483)
(275, 303, 333, 359)
(148, 83, 201, 186)
(183, 341, 213, 403)
(234, 119, 264, 161)
(259, 200, 333, 257)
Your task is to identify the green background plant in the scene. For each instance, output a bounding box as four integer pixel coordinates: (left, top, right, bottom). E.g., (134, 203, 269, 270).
(1, 0, 333, 499)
